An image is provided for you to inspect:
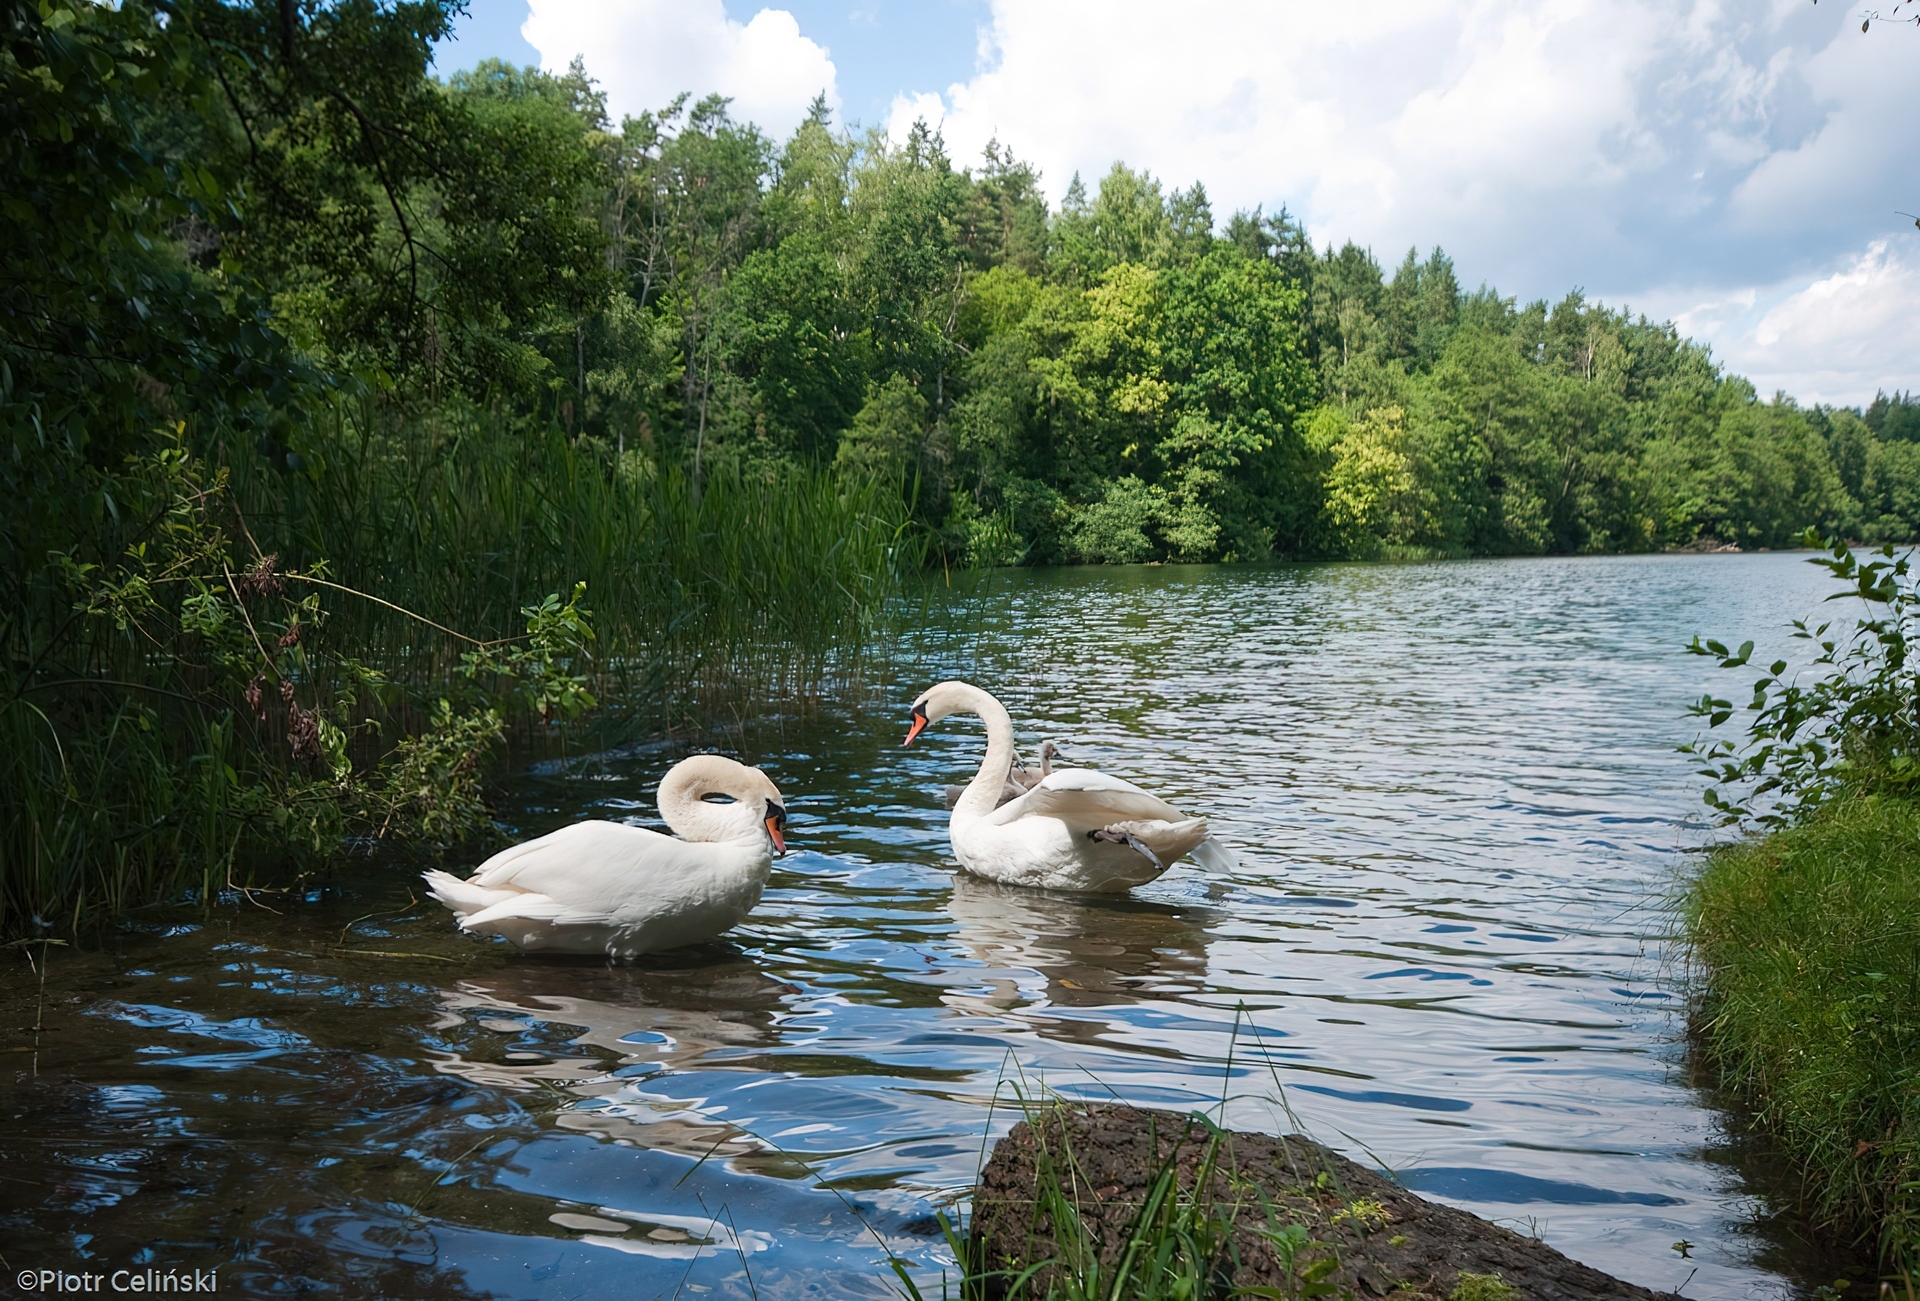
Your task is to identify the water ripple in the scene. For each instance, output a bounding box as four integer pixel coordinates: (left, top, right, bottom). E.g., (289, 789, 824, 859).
(0, 553, 1839, 1298)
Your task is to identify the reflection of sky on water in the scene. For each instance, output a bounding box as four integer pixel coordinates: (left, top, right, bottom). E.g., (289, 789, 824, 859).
(0, 552, 1845, 1298)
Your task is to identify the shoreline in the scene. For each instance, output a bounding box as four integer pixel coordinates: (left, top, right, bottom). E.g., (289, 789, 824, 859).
(969, 1103, 1684, 1300)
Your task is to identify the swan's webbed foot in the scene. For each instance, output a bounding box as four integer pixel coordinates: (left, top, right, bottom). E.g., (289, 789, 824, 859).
(1088, 827, 1164, 870)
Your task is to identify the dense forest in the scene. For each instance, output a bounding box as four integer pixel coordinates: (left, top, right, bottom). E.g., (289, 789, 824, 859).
(12, 0, 1917, 575)
(346, 61, 1920, 567)
(6, 0, 1919, 929)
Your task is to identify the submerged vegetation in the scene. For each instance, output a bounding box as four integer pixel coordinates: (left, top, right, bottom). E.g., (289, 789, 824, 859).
(1684, 539, 1920, 1275)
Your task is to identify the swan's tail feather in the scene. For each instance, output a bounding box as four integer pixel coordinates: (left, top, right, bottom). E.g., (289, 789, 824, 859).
(422, 869, 519, 921)
(1097, 816, 1208, 873)
(461, 892, 616, 930)
(1190, 835, 1240, 874)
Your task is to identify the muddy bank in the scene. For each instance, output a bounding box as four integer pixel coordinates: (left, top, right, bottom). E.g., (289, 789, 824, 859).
(970, 1105, 1681, 1300)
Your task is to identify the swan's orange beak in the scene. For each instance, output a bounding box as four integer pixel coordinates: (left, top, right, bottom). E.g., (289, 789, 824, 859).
(765, 803, 787, 856)
(903, 702, 929, 746)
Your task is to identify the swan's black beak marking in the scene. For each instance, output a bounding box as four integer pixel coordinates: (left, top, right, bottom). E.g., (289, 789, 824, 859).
(765, 802, 787, 856)
(902, 701, 930, 747)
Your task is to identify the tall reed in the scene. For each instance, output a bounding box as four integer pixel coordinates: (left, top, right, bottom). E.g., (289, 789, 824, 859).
(246, 403, 915, 717)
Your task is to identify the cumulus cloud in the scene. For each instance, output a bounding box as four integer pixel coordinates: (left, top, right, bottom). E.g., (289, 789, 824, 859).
(522, 0, 837, 142)
(1714, 241, 1920, 405)
(883, 0, 1917, 401)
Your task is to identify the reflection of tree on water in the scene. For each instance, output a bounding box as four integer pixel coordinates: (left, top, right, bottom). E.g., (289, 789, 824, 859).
(428, 950, 804, 1171)
(943, 876, 1212, 1018)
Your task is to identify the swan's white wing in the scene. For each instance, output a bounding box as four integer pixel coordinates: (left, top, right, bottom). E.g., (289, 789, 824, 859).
(460, 891, 616, 928)
(981, 768, 1186, 831)
(946, 778, 1038, 810)
(465, 820, 686, 904)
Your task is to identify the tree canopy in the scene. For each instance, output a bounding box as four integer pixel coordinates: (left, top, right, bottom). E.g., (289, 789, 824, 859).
(6, 0, 1916, 573)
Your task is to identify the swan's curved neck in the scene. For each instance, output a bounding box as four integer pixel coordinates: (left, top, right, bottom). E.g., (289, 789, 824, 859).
(951, 685, 1016, 819)
(658, 757, 756, 843)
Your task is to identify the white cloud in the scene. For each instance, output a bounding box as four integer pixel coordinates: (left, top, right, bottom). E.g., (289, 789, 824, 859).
(881, 0, 1917, 400)
(1730, 241, 1920, 404)
(522, 0, 838, 143)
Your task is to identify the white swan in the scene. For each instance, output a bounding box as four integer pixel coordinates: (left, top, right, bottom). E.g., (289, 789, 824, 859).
(904, 681, 1236, 891)
(423, 754, 787, 958)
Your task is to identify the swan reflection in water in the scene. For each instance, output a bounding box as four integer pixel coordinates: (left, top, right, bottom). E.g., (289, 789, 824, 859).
(942, 875, 1212, 1018)
(420, 883, 1212, 1152)
(427, 948, 802, 1171)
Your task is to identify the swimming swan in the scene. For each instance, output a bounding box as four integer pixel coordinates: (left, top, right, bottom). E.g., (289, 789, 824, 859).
(905, 681, 1235, 891)
(423, 754, 787, 958)
(943, 739, 1061, 810)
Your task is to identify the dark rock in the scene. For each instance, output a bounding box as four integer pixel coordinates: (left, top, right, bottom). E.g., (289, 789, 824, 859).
(969, 1104, 1679, 1300)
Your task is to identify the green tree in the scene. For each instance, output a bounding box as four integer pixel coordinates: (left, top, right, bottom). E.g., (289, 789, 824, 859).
(836, 373, 930, 480)
(718, 231, 868, 461)
(960, 139, 1050, 274)
(1701, 400, 1858, 548)
(1157, 245, 1314, 558)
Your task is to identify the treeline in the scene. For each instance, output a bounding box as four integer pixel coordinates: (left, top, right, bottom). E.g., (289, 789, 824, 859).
(336, 61, 1919, 566)
(19, 0, 1905, 573)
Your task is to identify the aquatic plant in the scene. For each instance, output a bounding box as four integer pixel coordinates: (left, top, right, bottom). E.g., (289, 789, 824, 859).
(254, 402, 918, 719)
(891, 1103, 1325, 1301)
(1447, 1274, 1515, 1301)
(985, 1107, 1247, 1300)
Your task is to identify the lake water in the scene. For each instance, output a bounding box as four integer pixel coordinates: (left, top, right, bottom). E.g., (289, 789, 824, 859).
(0, 553, 1851, 1298)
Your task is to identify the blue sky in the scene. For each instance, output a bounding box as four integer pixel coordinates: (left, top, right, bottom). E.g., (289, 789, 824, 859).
(435, 1, 1920, 406)
(437, 0, 986, 131)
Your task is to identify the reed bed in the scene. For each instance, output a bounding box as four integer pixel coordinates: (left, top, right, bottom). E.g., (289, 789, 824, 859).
(249, 406, 914, 716)
(1, 405, 918, 934)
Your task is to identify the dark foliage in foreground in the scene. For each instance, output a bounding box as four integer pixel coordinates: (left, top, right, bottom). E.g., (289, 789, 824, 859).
(1, 1, 909, 932)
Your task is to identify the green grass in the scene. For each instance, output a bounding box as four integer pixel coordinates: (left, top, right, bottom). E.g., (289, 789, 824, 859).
(919, 1092, 1380, 1301)
(1685, 790, 1920, 1274)
(967, 1107, 1246, 1301)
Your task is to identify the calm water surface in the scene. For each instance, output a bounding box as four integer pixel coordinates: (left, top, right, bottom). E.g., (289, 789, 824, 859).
(1, 553, 1849, 1298)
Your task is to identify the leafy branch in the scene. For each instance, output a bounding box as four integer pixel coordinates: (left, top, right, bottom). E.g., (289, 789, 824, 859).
(1684, 530, 1920, 826)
